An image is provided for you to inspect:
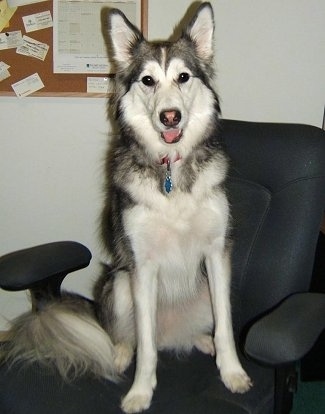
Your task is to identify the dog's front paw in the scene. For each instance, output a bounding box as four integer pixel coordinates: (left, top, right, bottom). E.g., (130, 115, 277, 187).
(121, 389, 153, 413)
(221, 368, 252, 394)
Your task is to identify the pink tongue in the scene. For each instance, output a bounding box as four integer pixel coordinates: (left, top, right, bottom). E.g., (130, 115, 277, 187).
(162, 129, 181, 143)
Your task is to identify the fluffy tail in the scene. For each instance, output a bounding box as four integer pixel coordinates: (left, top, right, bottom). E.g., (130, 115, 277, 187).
(0, 293, 118, 381)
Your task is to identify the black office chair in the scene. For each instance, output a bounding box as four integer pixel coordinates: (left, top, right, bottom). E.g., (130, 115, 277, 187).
(1, 119, 325, 414)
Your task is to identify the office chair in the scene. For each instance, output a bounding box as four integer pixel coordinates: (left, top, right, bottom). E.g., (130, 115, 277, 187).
(1, 119, 325, 414)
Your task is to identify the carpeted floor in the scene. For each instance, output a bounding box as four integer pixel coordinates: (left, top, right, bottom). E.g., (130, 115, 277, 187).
(291, 232, 325, 413)
(292, 377, 325, 413)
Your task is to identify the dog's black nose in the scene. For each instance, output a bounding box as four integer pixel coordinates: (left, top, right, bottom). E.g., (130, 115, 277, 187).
(160, 109, 181, 127)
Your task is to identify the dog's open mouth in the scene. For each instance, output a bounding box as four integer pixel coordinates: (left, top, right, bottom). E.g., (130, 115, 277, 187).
(161, 129, 183, 144)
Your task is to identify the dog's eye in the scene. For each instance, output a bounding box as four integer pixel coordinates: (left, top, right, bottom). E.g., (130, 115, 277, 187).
(177, 73, 190, 84)
(142, 76, 155, 87)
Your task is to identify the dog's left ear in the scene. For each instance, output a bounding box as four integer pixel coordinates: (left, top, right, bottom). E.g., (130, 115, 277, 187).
(185, 2, 215, 61)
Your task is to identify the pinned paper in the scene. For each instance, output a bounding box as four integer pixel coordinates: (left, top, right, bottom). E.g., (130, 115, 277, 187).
(0, 61, 11, 82)
(16, 35, 49, 61)
(0, 67, 10, 81)
(8, 1, 45, 5)
(22, 10, 53, 33)
(0, 0, 8, 13)
(0, 30, 22, 50)
(0, 0, 17, 32)
(11, 72, 44, 97)
(0, 61, 10, 71)
(87, 77, 115, 94)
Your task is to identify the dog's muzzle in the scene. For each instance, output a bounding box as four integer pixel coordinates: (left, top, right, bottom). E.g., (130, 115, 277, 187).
(160, 109, 183, 144)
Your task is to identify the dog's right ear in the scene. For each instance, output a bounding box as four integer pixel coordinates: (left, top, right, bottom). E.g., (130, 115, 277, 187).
(184, 2, 215, 62)
(108, 10, 143, 69)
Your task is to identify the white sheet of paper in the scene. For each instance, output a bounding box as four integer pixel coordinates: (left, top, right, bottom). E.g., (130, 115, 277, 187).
(53, 0, 141, 74)
(16, 35, 49, 61)
(0, 30, 22, 50)
(11, 72, 44, 97)
(22, 10, 53, 33)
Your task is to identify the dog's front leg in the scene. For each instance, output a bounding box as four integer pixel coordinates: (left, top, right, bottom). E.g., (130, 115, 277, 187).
(206, 246, 252, 394)
(121, 261, 158, 413)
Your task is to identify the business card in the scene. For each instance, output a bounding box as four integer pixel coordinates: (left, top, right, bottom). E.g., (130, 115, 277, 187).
(11, 72, 45, 97)
(22, 10, 53, 33)
(16, 35, 49, 61)
(87, 77, 115, 93)
(0, 30, 23, 50)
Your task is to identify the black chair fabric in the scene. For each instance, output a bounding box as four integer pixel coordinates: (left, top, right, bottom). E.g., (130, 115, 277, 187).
(0, 351, 274, 414)
(221, 120, 325, 335)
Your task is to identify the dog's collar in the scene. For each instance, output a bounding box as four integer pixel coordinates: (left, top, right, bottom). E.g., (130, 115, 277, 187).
(160, 154, 182, 165)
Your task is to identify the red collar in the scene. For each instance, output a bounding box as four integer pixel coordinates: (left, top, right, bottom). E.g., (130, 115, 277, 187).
(160, 154, 182, 165)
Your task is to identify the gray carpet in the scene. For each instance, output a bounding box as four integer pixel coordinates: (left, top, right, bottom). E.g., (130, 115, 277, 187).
(292, 378, 325, 413)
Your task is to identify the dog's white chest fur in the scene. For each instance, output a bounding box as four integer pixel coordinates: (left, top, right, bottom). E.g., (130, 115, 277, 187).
(124, 164, 228, 304)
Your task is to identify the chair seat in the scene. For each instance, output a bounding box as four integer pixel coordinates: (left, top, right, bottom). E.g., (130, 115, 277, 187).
(2, 119, 325, 414)
(0, 350, 274, 414)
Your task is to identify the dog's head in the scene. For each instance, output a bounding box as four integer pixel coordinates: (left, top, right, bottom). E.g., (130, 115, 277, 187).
(108, 2, 220, 159)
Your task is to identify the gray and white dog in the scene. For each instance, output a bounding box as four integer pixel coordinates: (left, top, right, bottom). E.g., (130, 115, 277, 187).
(2, 3, 251, 413)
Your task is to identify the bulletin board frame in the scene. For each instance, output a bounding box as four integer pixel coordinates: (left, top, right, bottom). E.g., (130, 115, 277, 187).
(0, 0, 148, 97)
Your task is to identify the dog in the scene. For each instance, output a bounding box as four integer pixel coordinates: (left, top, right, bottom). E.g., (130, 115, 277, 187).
(1, 3, 252, 413)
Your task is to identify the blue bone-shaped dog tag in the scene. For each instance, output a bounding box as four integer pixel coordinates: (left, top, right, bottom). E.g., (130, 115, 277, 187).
(164, 159, 173, 193)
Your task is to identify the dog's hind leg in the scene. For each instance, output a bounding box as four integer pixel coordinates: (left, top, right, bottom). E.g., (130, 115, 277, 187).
(114, 342, 134, 374)
(121, 261, 159, 414)
(194, 334, 216, 356)
(111, 271, 136, 373)
(205, 246, 252, 393)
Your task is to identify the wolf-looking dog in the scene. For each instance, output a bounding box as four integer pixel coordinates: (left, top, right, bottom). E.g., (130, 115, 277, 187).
(2, 3, 252, 413)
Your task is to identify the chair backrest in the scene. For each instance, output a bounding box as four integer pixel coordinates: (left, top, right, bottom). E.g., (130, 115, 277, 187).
(220, 120, 325, 336)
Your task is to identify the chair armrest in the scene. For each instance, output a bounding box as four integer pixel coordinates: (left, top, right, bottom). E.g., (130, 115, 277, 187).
(0, 241, 92, 291)
(244, 292, 325, 365)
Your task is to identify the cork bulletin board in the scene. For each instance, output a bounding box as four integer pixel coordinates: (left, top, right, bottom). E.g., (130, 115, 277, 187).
(0, 0, 148, 97)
